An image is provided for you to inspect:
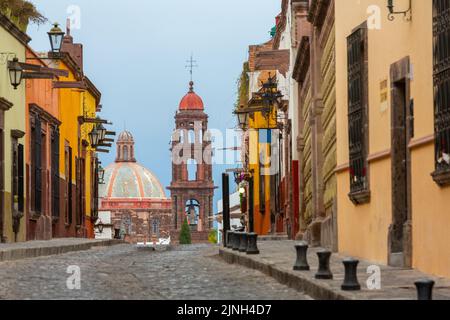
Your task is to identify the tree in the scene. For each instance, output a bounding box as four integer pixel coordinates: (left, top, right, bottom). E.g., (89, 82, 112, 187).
(179, 219, 192, 245)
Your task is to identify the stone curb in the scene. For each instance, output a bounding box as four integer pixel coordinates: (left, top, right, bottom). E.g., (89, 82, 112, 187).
(219, 248, 353, 300)
(0, 239, 125, 263)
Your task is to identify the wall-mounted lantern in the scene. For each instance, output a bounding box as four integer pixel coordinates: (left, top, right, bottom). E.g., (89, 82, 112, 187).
(234, 107, 249, 130)
(48, 23, 65, 53)
(387, 0, 412, 21)
(89, 126, 100, 147)
(97, 122, 107, 142)
(8, 58, 23, 90)
(98, 164, 105, 185)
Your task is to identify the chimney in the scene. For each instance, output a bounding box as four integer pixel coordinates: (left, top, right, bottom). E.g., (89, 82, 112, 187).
(61, 18, 84, 71)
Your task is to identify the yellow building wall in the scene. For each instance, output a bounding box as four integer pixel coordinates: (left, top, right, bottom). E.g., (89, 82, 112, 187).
(0, 27, 26, 242)
(336, 0, 450, 277)
(57, 63, 79, 185)
(57, 62, 97, 234)
(248, 110, 277, 235)
(82, 91, 97, 221)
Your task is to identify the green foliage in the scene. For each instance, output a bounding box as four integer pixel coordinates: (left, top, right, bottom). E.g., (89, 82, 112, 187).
(0, 0, 47, 32)
(234, 61, 250, 110)
(208, 229, 218, 244)
(179, 219, 192, 245)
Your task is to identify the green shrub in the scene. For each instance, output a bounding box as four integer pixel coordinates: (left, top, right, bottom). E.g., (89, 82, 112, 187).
(179, 219, 192, 245)
(208, 229, 218, 244)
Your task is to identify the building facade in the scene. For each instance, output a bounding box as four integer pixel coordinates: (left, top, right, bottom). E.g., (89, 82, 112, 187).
(335, 0, 450, 278)
(99, 131, 172, 244)
(0, 12, 29, 243)
(25, 47, 61, 240)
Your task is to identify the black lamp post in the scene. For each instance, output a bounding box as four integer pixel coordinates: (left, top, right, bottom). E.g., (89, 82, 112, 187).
(98, 164, 105, 185)
(8, 58, 23, 90)
(89, 126, 100, 148)
(48, 23, 65, 53)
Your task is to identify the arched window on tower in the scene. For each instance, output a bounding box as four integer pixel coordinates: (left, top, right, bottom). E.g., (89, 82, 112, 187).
(123, 145, 129, 161)
(187, 158, 198, 181)
(188, 129, 195, 144)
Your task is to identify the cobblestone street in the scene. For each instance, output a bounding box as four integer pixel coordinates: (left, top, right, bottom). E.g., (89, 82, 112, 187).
(0, 244, 310, 300)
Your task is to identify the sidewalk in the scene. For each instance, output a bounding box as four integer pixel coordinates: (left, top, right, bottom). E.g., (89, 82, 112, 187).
(0, 238, 124, 262)
(219, 240, 450, 300)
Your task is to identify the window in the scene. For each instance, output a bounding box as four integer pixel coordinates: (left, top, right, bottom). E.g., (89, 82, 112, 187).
(347, 25, 370, 204)
(30, 115, 42, 213)
(51, 127, 60, 218)
(432, 0, 450, 186)
(11, 140, 24, 214)
(123, 145, 128, 160)
(187, 159, 198, 181)
(152, 220, 160, 236)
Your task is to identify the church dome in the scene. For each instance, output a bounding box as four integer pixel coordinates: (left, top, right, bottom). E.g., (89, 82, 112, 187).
(99, 162, 166, 199)
(179, 81, 204, 111)
(99, 130, 167, 199)
(118, 130, 134, 142)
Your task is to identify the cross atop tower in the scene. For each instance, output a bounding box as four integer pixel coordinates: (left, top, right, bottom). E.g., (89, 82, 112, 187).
(185, 54, 198, 82)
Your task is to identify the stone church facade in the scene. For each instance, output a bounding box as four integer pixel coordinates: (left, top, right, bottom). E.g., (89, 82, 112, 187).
(99, 131, 172, 244)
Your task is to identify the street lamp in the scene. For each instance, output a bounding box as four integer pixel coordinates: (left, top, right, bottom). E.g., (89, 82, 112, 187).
(89, 126, 100, 147)
(234, 108, 249, 130)
(98, 164, 105, 184)
(387, 0, 412, 21)
(260, 75, 283, 108)
(48, 23, 65, 53)
(97, 122, 107, 142)
(8, 58, 23, 90)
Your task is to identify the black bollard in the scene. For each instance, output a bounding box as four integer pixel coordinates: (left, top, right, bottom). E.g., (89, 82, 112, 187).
(239, 233, 249, 252)
(293, 242, 310, 271)
(415, 279, 435, 300)
(315, 250, 333, 280)
(226, 231, 234, 249)
(341, 258, 361, 291)
(246, 232, 260, 255)
(232, 232, 241, 251)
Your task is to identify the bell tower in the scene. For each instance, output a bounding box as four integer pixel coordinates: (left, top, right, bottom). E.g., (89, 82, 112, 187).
(168, 81, 215, 242)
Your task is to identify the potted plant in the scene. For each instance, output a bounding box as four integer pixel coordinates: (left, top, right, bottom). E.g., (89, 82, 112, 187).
(0, 0, 47, 32)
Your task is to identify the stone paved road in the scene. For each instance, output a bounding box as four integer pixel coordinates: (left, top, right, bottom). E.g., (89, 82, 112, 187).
(0, 244, 310, 300)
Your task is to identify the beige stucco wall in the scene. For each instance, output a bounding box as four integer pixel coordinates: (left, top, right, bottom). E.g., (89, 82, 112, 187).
(0, 25, 27, 242)
(336, 0, 450, 277)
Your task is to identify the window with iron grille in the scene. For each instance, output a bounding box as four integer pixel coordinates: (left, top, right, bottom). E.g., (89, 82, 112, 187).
(432, 0, 450, 186)
(347, 25, 370, 203)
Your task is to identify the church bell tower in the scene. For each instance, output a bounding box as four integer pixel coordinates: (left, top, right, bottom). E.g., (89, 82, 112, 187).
(168, 81, 215, 242)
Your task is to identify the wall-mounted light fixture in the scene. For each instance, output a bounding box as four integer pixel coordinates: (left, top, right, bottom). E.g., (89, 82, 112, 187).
(387, 0, 412, 21)
(8, 58, 23, 90)
(48, 23, 65, 54)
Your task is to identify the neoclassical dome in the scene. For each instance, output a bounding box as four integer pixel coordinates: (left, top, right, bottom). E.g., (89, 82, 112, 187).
(99, 162, 166, 199)
(179, 81, 204, 111)
(99, 130, 167, 199)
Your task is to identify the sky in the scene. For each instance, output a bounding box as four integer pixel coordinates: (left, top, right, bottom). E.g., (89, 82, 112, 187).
(27, 0, 281, 209)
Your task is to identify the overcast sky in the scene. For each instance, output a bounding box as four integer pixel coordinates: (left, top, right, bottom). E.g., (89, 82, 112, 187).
(27, 0, 280, 208)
